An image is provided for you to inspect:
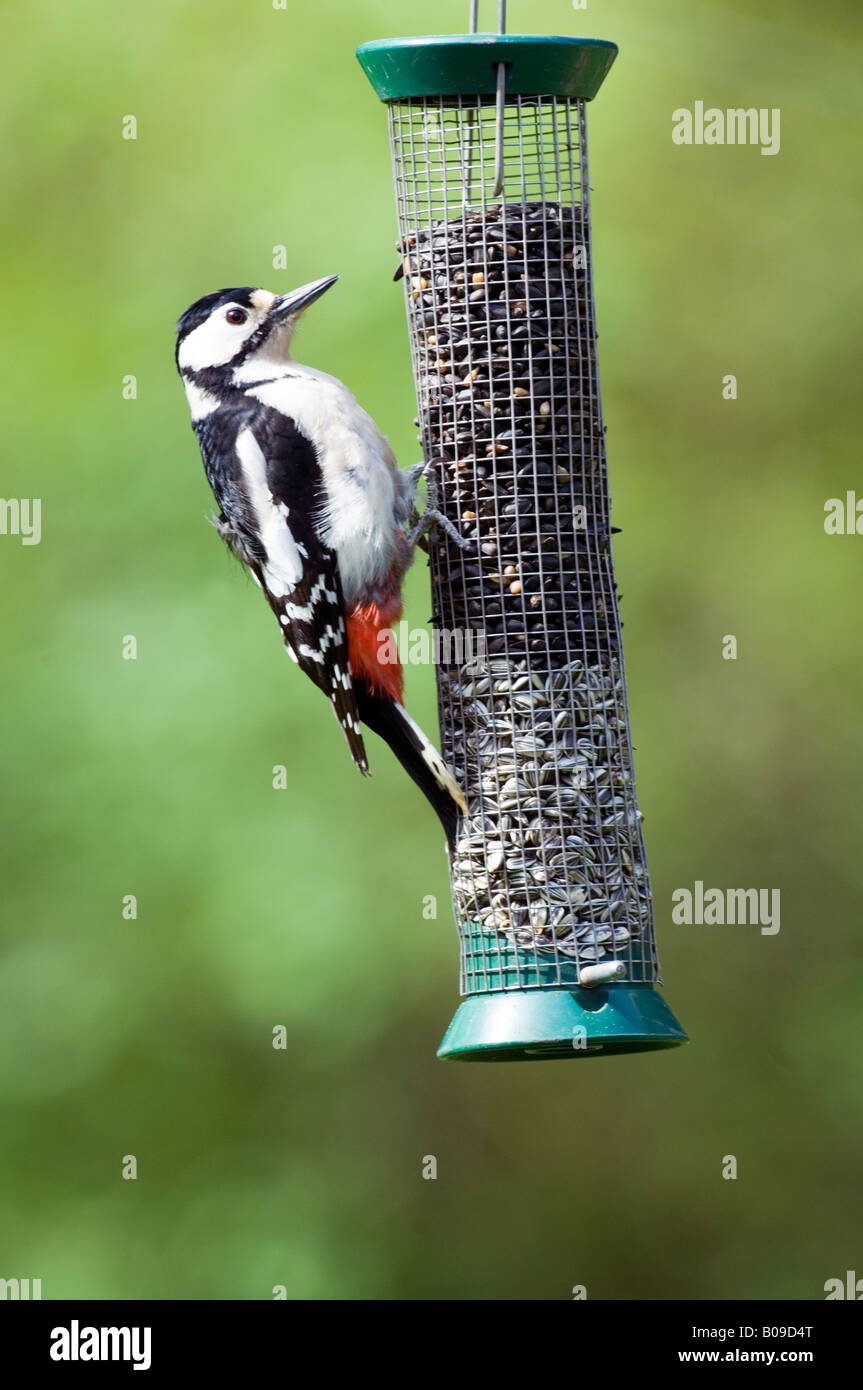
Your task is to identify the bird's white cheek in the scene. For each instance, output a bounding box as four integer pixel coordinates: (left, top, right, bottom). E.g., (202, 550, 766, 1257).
(179, 319, 249, 371)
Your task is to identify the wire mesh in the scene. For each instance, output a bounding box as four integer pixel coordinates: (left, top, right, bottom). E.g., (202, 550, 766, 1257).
(389, 95, 658, 993)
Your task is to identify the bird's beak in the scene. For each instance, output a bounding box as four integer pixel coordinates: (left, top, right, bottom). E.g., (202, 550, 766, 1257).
(269, 275, 339, 322)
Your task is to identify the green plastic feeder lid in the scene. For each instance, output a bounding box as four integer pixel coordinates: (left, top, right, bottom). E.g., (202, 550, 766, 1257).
(356, 34, 617, 103)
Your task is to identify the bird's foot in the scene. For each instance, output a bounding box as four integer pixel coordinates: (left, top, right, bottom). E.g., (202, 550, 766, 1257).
(407, 459, 471, 552)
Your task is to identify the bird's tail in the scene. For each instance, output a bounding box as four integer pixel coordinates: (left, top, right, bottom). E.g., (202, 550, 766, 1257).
(354, 685, 467, 849)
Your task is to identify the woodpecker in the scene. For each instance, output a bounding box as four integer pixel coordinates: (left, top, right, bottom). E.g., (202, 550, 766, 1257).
(175, 277, 467, 844)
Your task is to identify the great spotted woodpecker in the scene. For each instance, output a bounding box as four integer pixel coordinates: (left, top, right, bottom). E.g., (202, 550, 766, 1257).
(175, 276, 467, 843)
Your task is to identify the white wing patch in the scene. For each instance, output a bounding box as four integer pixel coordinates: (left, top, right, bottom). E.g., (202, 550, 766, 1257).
(234, 427, 303, 598)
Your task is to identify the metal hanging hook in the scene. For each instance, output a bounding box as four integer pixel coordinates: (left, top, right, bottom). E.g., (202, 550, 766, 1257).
(491, 1, 507, 197)
(467, 0, 505, 28)
(463, 1, 508, 201)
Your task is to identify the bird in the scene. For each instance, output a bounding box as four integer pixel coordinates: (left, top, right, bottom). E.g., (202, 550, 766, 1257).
(175, 276, 468, 845)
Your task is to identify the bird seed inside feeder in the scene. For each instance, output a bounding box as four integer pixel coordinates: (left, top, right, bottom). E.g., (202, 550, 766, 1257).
(398, 197, 656, 983)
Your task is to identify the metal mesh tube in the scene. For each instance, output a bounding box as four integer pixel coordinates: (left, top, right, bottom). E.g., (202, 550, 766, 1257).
(389, 95, 658, 994)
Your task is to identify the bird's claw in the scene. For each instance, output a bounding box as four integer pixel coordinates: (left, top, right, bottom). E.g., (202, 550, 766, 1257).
(407, 459, 471, 552)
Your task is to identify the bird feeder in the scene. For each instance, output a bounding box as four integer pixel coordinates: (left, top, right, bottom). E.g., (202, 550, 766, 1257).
(358, 4, 687, 1060)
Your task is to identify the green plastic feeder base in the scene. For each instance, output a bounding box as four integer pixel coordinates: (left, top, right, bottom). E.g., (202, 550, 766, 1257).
(437, 984, 688, 1062)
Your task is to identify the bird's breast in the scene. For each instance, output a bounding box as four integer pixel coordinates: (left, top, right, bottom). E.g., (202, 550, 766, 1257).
(247, 372, 403, 605)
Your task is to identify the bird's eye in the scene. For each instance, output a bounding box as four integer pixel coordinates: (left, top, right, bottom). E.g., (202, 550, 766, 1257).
(225, 308, 247, 325)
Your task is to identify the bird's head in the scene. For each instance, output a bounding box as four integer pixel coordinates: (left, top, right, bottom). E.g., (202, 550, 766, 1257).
(175, 276, 338, 383)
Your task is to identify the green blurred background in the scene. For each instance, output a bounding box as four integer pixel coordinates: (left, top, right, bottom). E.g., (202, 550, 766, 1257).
(1, 0, 861, 1300)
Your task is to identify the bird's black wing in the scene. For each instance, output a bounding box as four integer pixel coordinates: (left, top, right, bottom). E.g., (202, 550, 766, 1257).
(194, 399, 369, 774)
